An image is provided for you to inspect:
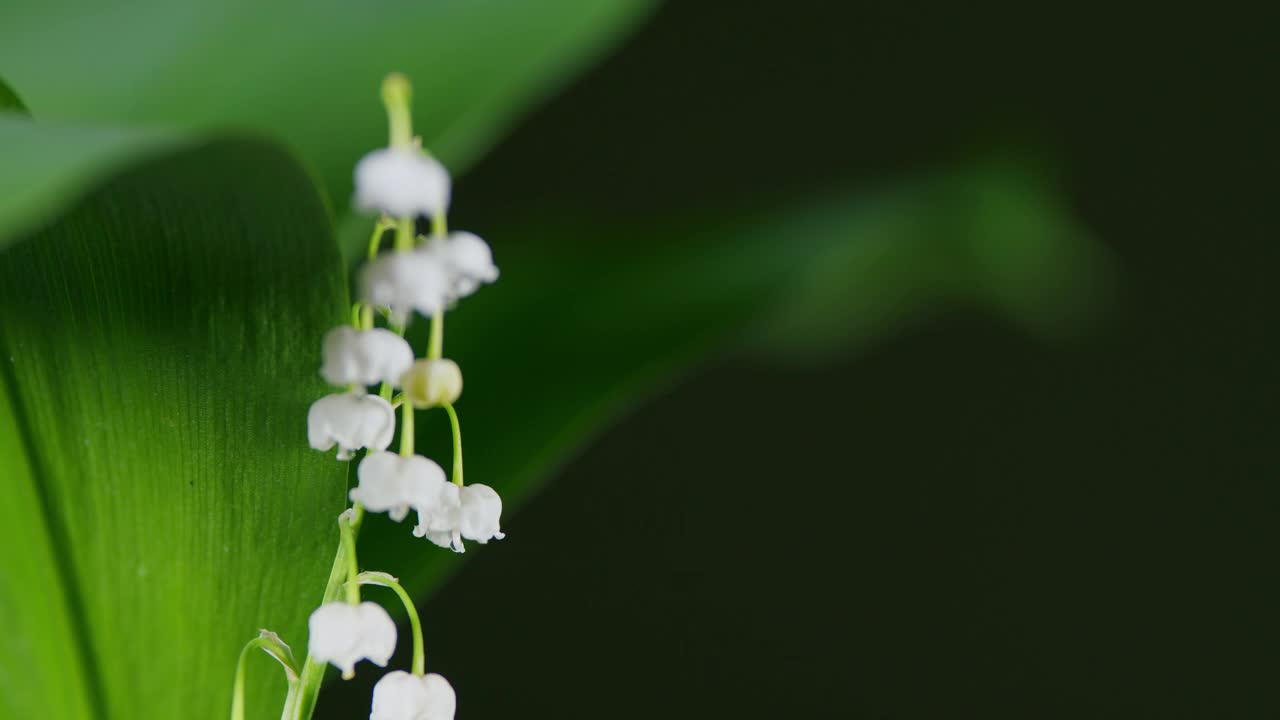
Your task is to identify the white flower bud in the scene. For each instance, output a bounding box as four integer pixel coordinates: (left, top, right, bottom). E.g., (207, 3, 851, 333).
(307, 601, 397, 677)
(360, 250, 450, 325)
(371, 670, 457, 720)
(351, 451, 448, 522)
(424, 231, 499, 300)
(458, 483, 505, 544)
(321, 326, 414, 388)
(400, 358, 462, 408)
(354, 148, 451, 218)
(307, 393, 396, 460)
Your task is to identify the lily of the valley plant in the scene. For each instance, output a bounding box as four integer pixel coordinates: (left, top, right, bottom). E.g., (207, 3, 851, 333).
(230, 73, 503, 720)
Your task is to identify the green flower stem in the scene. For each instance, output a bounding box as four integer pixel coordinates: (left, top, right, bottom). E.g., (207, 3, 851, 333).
(427, 311, 443, 360)
(393, 217, 414, 252)
(442, 402, 463, 487)
(339, 510, 362, 605)
(355, 572, 426, 676)
(382, 74, 413, 149)
(426, 211, 446, 359)
(358, 218, 392, 332)
(367, 218, 390, 261)
(400, 401, 415, 457)
(379, 320, 407, 402)
(231, 631, 299, 720)
(289, 509, 358, 720)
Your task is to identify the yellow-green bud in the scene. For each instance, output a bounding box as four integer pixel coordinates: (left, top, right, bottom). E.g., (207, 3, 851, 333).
(400, 358, 462, 408)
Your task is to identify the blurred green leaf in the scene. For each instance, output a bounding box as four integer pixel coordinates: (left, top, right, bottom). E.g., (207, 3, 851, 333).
(0, 0, 656, 204)
(351, 163, 1112, 602)
(0, 116, 186, 248)
(0, 123, 348, 720)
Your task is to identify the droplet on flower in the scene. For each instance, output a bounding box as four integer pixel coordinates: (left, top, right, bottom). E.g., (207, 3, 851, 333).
(351, 451, 448, 522)
(370, 670, 457, 720)
(307, 393, 396, 460)
(354, 148, 451, 218)
(400, 358, 463, 408)
(307, 601, 397, 677)
(321, 326, 415, 388)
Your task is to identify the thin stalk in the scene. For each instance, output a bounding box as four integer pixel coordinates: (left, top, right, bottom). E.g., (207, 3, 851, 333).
(427, 311, 443, 360)
(400, 403, 415, 457)
(290, 505, 363, 720)
(231, 633, 298, 720)
(442, 402, 463, 486)
(355, 572, 426, 676)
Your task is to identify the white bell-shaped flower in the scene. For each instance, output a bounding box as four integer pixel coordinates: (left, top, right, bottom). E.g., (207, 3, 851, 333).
(371, 670, 457, 720)
(307, 393, 396, 460)
(351, 451, 448, 522)
(354, 148, 451, 218)
(412, 481, 463, 553)
(424, 231, 499, 300)
(307, 601, 397, 677)
(360, 250, 450, 324)
(412, 483, 504, 552)
(321, 326, 415, 388)
(458, 483, 505, 544)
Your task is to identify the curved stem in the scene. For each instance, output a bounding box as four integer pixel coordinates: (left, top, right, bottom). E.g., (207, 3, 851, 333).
(442, 402, 463, 487)
(367, 219, 389, 261)
(231, 632, 299, 720)
(355, 572, 426, 676)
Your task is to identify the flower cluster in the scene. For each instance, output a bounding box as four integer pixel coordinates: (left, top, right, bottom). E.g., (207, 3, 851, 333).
(231, 74, 504, 720)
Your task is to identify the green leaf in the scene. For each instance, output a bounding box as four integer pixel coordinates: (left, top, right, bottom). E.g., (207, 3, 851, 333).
(0, 122, 349, 720)
(0, 116, 185, 250)
(351, 163, 1113, 601)
(0, 368, 95, 720)
(0, 0, 656, 203)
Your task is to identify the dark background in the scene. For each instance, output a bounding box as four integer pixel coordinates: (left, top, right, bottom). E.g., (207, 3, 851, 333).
(322, 2, 1278, 717)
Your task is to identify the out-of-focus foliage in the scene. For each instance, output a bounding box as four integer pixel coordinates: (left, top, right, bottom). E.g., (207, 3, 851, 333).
(357, 162, 1110, 595)
(0, 3, 1113, 720)
(0, 0, 658, 204)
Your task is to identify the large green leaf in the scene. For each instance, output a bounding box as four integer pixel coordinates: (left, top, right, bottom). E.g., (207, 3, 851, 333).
(0, 0, 656, 203)
(349, 163, 1112, 602)
(0, 117, 185, 250)
(0, 121, 348, 720)
(0, 368, 95, 720)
